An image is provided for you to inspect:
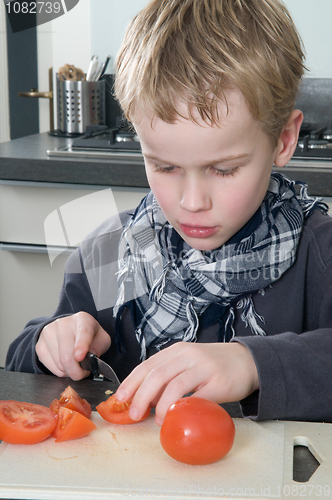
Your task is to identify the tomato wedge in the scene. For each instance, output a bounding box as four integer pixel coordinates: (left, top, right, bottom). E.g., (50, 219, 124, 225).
(52, 407, 97, 443)
(50, 386, 91, 418)
(0, 400, 57, 445)
(96, 394, 151, 424)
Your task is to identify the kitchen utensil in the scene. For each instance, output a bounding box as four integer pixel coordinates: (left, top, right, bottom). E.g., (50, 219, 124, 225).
(86, 55, 99, 82)
(1, 416, 331, 499)
(91, 62, 103, 82)
(80, 352, 120, 387)
(97, 55, 111, 80)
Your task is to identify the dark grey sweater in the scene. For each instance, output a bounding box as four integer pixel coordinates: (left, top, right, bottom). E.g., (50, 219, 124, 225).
(6, 208, 332, 422)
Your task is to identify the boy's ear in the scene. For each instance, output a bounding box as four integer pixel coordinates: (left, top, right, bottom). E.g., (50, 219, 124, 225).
(274, 110, 303, 168)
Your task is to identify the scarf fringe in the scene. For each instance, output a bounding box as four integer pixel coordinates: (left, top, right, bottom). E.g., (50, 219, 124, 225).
(224, 307, 235, 342)
(183, 298, 199, 342)
(149, 266, 168, 303)
(295, 180, 329, 218)
(238, 296, 266, 336)
(135, 328, 147, 361)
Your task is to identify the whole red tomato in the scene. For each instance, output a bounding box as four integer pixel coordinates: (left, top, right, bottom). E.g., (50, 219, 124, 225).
(160, 397, 235, 465)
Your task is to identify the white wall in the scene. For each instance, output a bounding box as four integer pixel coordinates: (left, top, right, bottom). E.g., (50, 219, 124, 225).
(49, 0, 92, 80)
(285, 0, 332, 77)
(35, 0, 332, 132)
(90, 0, 147, 72)
(90, 0, 332, 78)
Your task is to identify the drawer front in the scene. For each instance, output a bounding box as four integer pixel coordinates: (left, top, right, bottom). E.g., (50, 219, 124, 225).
(0, 182, 149, 246)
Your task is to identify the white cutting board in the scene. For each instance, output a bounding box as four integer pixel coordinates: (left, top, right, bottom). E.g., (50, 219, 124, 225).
(0, 413, 331, 500)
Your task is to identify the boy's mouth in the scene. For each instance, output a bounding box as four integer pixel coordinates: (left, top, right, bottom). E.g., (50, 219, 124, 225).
(179, 223, 218, 238)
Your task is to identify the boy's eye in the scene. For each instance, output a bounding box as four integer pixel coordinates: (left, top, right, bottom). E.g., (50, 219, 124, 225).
(153, 165, 176, 174)
(213, 166, 239, 177)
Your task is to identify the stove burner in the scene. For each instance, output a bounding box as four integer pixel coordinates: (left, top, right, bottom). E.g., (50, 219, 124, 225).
(294, 122, 332, 159)
(115, 132, 139, 143)
(298, 139, 332, 150)
(71, 124, 141, 152)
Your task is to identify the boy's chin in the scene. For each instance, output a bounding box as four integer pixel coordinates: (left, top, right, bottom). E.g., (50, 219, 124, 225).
(179, 233, 227, 252)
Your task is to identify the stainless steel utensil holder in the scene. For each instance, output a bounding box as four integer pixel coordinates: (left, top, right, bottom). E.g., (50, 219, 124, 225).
(56, 76, 106, 134)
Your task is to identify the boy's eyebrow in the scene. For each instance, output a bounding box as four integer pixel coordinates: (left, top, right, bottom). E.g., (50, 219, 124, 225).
(143, 153, 251, 164)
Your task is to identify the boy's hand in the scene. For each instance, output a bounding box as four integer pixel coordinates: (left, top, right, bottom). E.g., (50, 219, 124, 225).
(35, 312, 111, 380)
(115, 342, 259, 426)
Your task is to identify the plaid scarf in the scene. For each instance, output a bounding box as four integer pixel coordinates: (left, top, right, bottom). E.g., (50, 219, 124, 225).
(114, 173, 328, 360)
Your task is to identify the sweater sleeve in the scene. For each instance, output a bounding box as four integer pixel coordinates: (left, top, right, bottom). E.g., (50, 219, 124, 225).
(235, 329, 332, 422)
(5, 247, 99, 374)
(234, 212, 332, 422)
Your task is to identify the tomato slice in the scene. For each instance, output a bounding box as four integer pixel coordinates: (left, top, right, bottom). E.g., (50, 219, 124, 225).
(52, 407, 97, 443)
(50, 386, 91, 419)
(160, 397, 235, 465)
(0, 400, 58, 445)
(96, 394, 151, 424)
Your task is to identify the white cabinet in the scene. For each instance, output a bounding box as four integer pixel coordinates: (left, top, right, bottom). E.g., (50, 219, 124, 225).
(0, 181, 149, 368)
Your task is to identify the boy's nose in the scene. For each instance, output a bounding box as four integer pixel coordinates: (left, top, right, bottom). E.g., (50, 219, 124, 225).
(179, 178, 212, 212)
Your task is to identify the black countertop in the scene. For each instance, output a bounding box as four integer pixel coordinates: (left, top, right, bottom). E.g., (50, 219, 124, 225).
(0, 132, 149, 188)
(1, 133, 332, 196)
(0, 369, 119, 410)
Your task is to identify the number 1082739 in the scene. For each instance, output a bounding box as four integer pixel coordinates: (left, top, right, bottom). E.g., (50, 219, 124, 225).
(6, 2, 62, 15)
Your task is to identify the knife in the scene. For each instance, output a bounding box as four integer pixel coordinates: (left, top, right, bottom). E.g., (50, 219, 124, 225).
(80, 352, 120, 388)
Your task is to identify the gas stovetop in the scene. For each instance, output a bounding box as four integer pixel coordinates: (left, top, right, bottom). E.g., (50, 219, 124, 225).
(47, 123, 332, 167)
(47, 125, 143, 161)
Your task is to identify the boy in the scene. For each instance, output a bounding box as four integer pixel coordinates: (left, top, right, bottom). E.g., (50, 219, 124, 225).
(6, 0, 332, 425)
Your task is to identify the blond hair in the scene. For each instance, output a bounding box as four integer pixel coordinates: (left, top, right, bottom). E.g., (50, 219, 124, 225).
(115, 0, 306, 145)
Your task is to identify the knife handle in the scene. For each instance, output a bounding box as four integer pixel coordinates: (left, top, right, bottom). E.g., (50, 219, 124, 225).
(80, 352, 99, 378)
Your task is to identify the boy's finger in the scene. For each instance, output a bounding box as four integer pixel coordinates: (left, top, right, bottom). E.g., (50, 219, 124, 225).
(41, 319, 80, 378)
(116, 344, 182, 401)
(151, 368, 201, 425)
(116, 342, 191, 402)
(89, 328, 112, 358)
(73, 312, 102, 361)
(118, 351, 194, 421)
(56, 327, 88, 380)
(115, 347, 173, 402)
(36, 337, 67, 378)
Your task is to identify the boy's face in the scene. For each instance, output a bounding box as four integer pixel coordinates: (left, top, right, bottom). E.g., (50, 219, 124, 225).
(134, 88, 279, 251)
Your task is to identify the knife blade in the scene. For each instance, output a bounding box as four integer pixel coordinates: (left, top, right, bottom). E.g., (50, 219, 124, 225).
(80, 352, 120, 388)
